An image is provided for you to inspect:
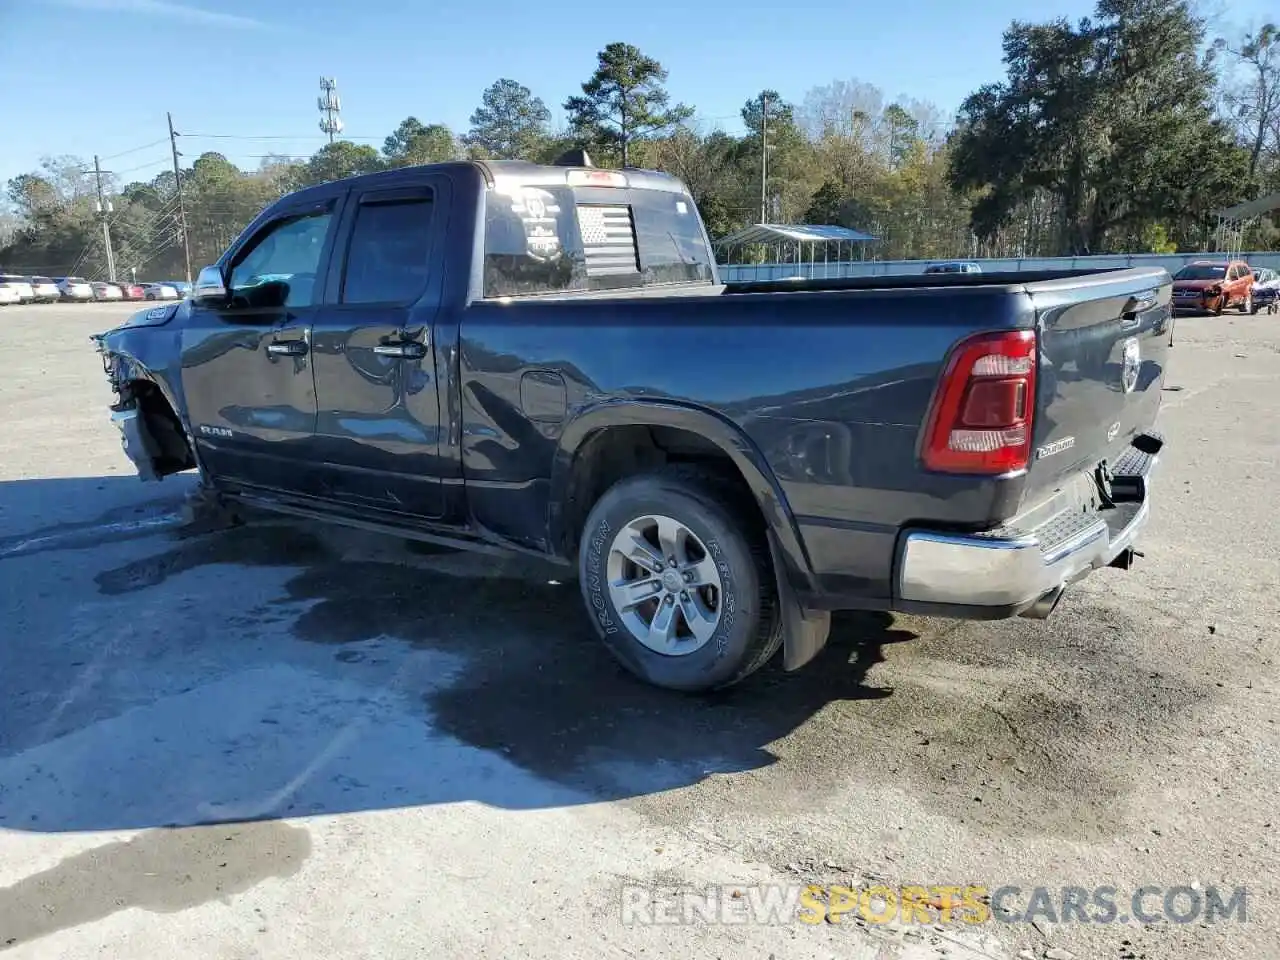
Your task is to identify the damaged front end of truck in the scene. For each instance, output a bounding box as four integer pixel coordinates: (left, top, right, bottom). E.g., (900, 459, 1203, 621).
(91, 303, 199, 483)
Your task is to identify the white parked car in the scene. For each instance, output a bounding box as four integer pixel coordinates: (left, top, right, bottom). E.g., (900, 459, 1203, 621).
(0, 274, 34, 302)
(29, 276, 60, 302)
(92, 281, 123, 301)
(57, 276, 95, 301)
(141, 282, 179, 300)
(0, 283, 20, 306)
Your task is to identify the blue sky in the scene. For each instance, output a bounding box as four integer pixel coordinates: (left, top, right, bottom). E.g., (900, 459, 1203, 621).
(0, 0, 1272, 189)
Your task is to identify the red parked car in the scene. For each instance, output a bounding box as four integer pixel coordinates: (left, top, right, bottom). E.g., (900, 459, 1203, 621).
(1171, 260, 1254, 314)
(115, 282, 145, 300)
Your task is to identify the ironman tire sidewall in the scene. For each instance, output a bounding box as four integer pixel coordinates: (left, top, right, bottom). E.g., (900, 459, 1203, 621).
(579, 476, 764, 692)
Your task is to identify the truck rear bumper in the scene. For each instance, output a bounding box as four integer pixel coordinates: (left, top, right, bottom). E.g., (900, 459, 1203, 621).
(894, 438, 1159, 619)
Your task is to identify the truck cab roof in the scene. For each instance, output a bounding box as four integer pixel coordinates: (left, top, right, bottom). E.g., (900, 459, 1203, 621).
(279, 160, 691, 208)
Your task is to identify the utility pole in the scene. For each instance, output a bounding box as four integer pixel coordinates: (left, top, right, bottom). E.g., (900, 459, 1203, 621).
(318, 77, 344, 143)
(93, 155, 117, 281)
(759, 92, 769, 224)
(167, 112, 193, 284)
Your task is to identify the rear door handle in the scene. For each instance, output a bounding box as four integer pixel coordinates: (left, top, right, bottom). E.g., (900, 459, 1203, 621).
(372, 340, 427, 360)
(266, 340, 308, 357)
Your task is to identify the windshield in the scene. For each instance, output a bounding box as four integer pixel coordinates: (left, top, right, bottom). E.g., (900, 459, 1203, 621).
(1175, 264, 1226, 280)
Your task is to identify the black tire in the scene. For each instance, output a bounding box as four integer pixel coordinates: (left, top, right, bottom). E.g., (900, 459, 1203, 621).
(578, 465, 781, 692)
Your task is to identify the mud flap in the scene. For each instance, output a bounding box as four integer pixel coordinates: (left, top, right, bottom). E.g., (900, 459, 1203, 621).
(767, 529, 832, 671)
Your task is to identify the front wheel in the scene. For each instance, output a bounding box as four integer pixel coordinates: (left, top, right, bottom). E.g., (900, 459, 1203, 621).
(1241, 292, 1252, 315)
(578, 466, 781, 692)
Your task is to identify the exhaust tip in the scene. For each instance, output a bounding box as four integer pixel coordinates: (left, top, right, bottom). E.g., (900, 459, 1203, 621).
(1020, 586, 1065, 620)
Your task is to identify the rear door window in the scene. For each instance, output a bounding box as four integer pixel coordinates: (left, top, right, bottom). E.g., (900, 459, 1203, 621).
(341, 192, 435, 305)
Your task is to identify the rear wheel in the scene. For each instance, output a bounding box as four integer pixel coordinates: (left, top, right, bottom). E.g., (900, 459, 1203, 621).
(577, 466, 781, 692)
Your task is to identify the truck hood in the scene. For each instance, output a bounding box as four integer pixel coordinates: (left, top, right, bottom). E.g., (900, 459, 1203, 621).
(101, 301, 182, 337)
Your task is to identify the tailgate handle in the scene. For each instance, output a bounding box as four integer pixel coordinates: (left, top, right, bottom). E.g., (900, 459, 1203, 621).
(1122, 288, 1159, 321)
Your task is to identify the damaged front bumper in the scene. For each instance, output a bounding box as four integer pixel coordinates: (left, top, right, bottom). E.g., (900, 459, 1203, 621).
(109, 405, 163, 482)
(93, 327, 195, 483)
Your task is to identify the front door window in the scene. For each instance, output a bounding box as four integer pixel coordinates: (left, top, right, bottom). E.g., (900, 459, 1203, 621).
(228, 212, 333, 308)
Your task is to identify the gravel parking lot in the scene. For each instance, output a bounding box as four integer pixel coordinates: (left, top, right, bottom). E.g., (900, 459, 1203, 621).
(1, 301, 1277, 960)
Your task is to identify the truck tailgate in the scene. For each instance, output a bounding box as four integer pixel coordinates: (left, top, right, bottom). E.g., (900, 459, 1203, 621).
(1024, 267, 1171, 500)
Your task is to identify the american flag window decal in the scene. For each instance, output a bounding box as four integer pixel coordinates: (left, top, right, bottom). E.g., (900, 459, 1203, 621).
(575, 204, 639, 277)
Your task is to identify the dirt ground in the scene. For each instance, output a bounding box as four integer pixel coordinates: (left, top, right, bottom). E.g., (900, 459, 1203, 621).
(0, 301, 1276, 959)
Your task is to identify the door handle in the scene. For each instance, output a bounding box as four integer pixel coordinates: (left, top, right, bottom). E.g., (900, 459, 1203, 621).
(372, 340, 427, 360)
(266, 340, 308, 357)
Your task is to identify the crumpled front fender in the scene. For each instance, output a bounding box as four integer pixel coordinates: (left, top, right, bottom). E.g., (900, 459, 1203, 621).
(92, 306, 200, 482)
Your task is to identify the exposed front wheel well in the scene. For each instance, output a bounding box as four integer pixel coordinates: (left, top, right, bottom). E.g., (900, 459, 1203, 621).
(560, 424, 764, 560)
(124, 379, 196, 476)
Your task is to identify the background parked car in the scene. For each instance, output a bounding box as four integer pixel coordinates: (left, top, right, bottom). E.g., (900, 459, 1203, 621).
(0, 283, 20, 306)
(1248, 266, 1279, 314)
(91, 281, 123, 301)
(923, 260, 982, 274)
(56, 276, 94, 301)
(141, 282, 179, 300)
(162, 280, 192, 298)
(114, 282, 145, 300)
(1171, 260, 1254, 314)
(0, 274, 34, 302)
(29, 276, 60, 302)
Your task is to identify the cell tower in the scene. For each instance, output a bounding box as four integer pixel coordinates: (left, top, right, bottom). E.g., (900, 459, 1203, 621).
(318, 77, 344, 143)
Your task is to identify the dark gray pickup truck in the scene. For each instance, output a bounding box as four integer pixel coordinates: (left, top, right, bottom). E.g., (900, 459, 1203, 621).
(93, 156, 1171, 692)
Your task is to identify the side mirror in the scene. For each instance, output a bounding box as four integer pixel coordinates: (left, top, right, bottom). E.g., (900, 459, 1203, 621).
(192, 265, 227, 307)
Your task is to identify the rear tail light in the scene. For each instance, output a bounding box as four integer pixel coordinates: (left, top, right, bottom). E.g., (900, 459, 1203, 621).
(922, 329, 1037, 475)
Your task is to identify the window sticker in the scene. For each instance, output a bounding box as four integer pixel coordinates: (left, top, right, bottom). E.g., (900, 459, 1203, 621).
(508, 187, 562, 261)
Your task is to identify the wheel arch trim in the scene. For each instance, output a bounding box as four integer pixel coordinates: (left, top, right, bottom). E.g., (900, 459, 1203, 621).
(549, 399, 817, 594)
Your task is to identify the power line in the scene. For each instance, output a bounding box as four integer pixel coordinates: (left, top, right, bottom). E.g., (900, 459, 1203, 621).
(182, 133, 382, 142)
(114, 157, 172, 176)
(99, 138, 171, 162)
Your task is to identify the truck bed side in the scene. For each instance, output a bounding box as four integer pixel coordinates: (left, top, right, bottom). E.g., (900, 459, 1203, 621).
(451, 266, 1170, 607)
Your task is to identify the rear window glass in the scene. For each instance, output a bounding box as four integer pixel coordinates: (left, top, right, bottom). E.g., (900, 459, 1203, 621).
(482, 183, 714, 298)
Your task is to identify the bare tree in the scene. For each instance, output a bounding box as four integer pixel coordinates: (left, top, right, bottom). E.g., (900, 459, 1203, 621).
(1216, 23, 1280, 177)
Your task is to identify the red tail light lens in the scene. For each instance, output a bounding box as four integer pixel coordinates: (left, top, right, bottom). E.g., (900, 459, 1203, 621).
(922, 329, 1037, 475)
